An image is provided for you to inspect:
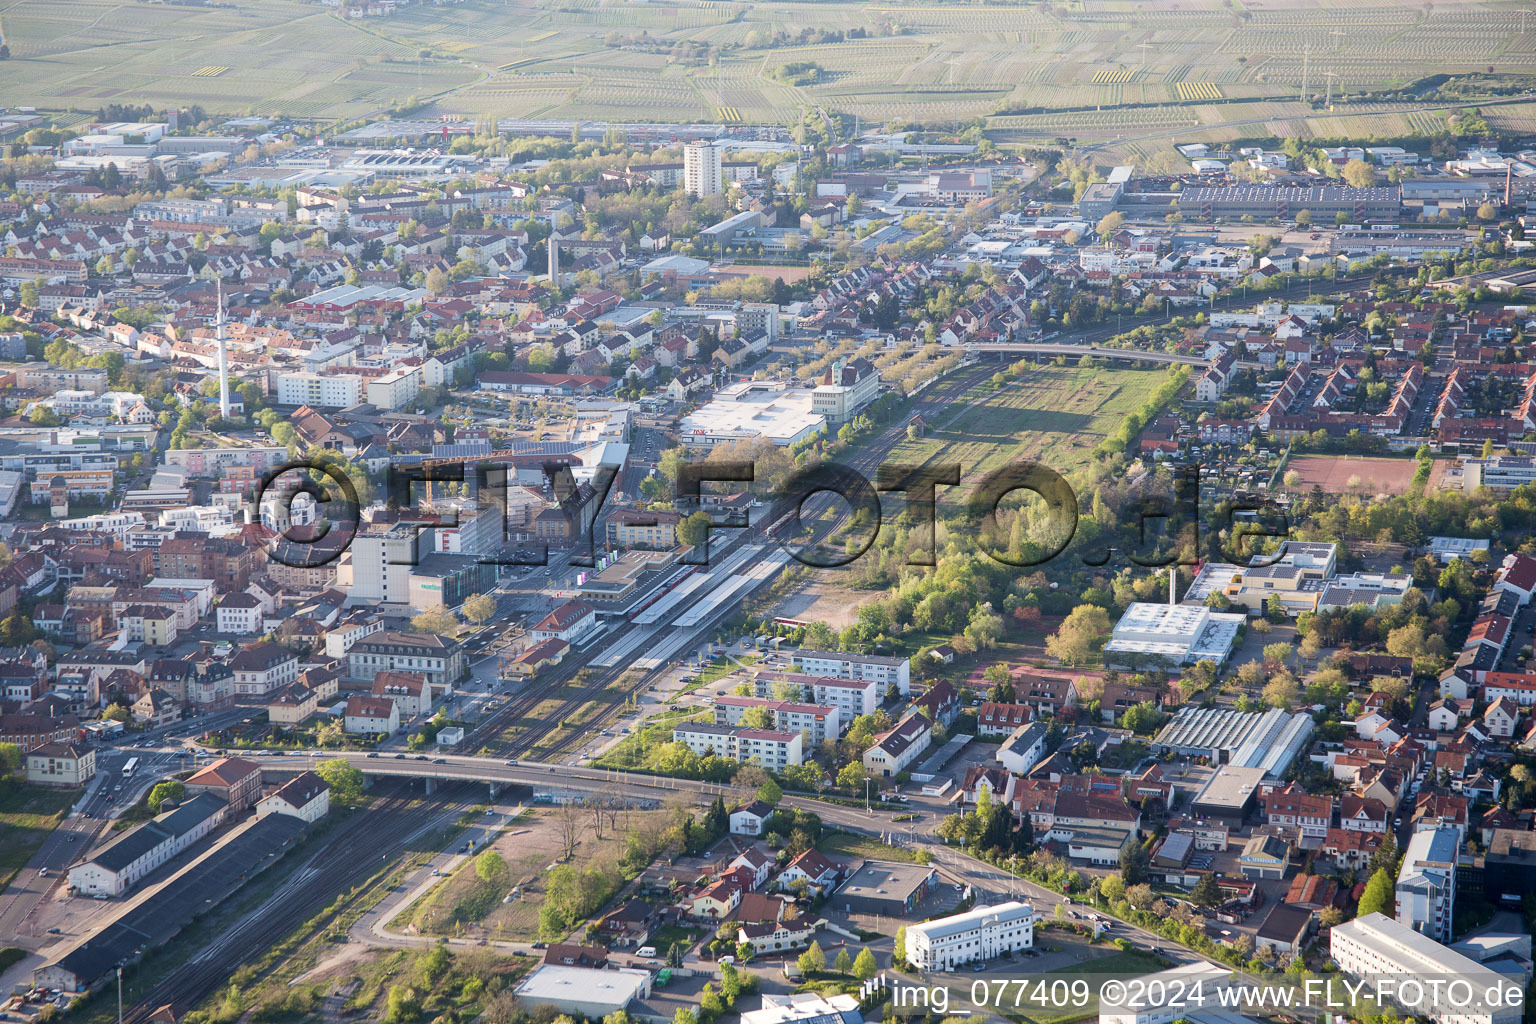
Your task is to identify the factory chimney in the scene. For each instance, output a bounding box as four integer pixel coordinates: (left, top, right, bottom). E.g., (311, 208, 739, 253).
(1169, 569, 1178, 606)
(1506, 161, 1514, 208)
(216, 280, 231, 421)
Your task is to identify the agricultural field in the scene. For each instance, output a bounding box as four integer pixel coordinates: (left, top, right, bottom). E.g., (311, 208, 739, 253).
(3, 0, 1535, 130)
(886, 364, 1166, 485)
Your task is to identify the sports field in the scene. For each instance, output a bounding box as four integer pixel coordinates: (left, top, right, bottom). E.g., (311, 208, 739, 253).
(1283, 455, 1420, 495)
(1, 0, 1532, 134)
(888, 364, 1166, 482)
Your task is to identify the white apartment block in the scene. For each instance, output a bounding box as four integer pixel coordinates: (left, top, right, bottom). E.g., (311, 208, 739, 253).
(365, 366, 420, 410)
(753, 672, 880, 717)
(712, 697, 844, 745)
(905, 901, 1035, 972)
(275, 371, 361, 409)
(672, 722, 803, 768)
(788, 649, 910, 695)
(1397, 827, 1458, 942)
(1331, 914, 1520, 1024)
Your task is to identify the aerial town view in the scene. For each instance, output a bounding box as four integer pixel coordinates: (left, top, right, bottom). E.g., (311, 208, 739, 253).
(6, 2, 1536, 1024)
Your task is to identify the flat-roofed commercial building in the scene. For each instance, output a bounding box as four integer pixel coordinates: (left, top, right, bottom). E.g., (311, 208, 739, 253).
(677, 381, 825, 448)
(1331, 913, 1521, 1024)
(832, 860, 939, 916)
(514, 965, 651, 1020)
(1104, 603, 1245, 670)
(905, 901, 1036, 972)
(1190, 765, 1269, 827)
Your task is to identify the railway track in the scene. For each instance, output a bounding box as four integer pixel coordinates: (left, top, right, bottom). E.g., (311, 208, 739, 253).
(120, 783, 474, 1024)
(469, 360, 1002, 763)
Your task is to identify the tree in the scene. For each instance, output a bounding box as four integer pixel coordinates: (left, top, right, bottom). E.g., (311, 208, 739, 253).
(740, 706, 775, 729)
(1095, 211, 1124, 237)
(425, 266, 449, 295)
(757, 778, 783, 806)
(1357, 867, 1395, 918)
(852, 947, 877, 980)
(1342, 159, 1376, 189)
(1191, 872, 1222, 908)
(462, 593, 496, 626)
(1045, 605, 1112, 666)
(1295, 209, 1313, 227)
(317, 759, 366, 805)
(411, 604, 461, 636)
(797, 941, 827, 976)
(1477, 202, 1499, 222)
(677, 510, 712, 548)
(833, 948, 853, 975)
(1119, 840, 1149, 885)
(147, 780, 184, 813)
(474, 849, 507, 882)
(0, 742, 20, 775)
(101, 703, 130, 723)
(836, 762, 867, 789)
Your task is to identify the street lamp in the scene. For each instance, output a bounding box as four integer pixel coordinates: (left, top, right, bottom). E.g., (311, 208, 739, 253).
(865, 778, 872, 815)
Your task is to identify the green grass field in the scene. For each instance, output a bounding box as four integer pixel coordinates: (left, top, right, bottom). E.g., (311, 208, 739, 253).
(818, 830, 924, 864)
(888, 365, 1164, 483)
(0, 783, 76, 887)
(1, 0, 1530, 135)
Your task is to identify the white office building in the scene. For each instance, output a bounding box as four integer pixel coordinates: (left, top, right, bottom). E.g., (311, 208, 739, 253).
(1397, 827, 1458, 942)
(1331, 913, 1521, 1024)
(905, 901, 1035, 972)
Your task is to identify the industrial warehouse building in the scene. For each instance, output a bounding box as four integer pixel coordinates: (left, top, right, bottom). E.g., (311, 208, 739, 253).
(1178, 185, 1401, 221)
(1151, 706, 1314, 777)
(36, 813, 307, 993)
(1102, 603, 1245, 670)
(67, 793, 228, 897)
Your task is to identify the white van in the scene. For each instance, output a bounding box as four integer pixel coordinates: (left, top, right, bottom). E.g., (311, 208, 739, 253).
(635, 946, 657, 958)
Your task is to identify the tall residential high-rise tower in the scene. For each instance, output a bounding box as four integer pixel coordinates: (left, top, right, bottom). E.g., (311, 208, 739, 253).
(684, 141, 723, 196)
